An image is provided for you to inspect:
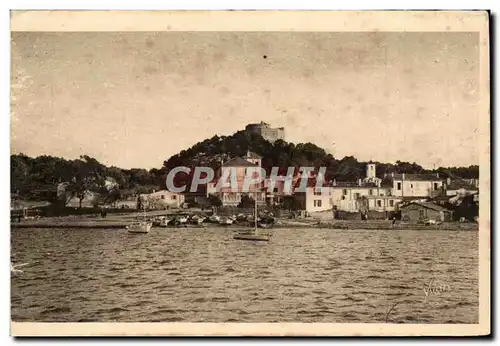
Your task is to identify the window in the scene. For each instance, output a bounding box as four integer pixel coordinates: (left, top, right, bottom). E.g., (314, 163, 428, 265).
(397, 182, 402, 190)
(389, 200, 394, 207)
(354, 193, 360, 200)
(314, 200, 322, 207)
(171, 195, 177, 200)
(419, 209, 425, 219)
(369, 189, 373, 196)
(161, 195, 165, 200)
(434, 182, 439, 190)
(410, 184, 413, 189)
(273, 187, 278, 193)
(314, 188, 322, 196)
(377, 200, 382, 207)
(343, 189, 348, 195)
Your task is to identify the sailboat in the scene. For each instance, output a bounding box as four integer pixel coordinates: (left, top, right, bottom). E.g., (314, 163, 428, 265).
(233, 196, 271, 242)
(127, 204, 152, 233)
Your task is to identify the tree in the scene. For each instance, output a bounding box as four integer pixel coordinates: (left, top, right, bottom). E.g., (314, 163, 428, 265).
(395, 160, 424, 174)
(208, 194, 222, 207)
(106, 166, 127, 188)
(283, 195, 302, 211)
(11, 154, 30, 195)
(237, 194, 255, 208)
(104, 188, 122, 207)
(66, 156, 106, 208)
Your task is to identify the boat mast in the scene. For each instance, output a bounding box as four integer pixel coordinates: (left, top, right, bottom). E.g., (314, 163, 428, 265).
(254, 196, 257, 229)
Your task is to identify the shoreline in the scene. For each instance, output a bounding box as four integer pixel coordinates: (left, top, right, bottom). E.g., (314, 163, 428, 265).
(11, 218, 479, 231)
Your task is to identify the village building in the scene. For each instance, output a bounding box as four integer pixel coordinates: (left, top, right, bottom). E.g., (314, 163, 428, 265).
(331, 164, 401, 213)
(115, 196, 139, 209)
(430, 195, 455, 208)
(62, 190, 100, 208)
(206, 152, 266, 206)
(243, 150, 262, 167)
(141, 189, 185, 209)
(389, 173, 445, 198)
(293, 181, 333, 213)
(444, 178, 479, 196)
(363, 195, 404, 213)
(263, 175, 293, 206)
(57, 176, 119, 208)
(10, 195, 50, 220)
(331, 182, 378, 212)
(400, 201, 453, 223)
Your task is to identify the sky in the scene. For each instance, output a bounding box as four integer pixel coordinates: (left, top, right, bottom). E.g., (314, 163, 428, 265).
(11, 31, 480, 169)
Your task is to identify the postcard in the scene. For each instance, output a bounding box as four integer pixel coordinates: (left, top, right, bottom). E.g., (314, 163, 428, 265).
(10, 10, 490, 336)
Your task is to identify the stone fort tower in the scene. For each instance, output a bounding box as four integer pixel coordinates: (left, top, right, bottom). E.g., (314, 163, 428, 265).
(245, 122, 285, 143)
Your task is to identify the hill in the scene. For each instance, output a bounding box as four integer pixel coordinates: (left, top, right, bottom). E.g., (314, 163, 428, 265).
(162, 129, 479, 187)
(10, 128, 479, 205)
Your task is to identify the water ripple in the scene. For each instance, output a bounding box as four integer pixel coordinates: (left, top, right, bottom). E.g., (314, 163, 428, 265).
(11, 228, 478, 323)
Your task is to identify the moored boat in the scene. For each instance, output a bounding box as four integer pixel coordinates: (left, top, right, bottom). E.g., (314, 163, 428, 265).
(257, 222, 273, 229)
(189, 215, 206, 225)
(233, 198, 271, 242)
(208, 214, 220, 223)
(219, 217, 234, 226)
(128, 206, 152, 233)
(235, 213, 248, 223)
(127, 220, 153, 233)
(233, 231, 271, 241)
(158, 216, 171, 227)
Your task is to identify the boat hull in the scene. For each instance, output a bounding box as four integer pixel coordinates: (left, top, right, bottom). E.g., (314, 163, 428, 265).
(233, 234, 270, 241)
(127, 222, 152, 233)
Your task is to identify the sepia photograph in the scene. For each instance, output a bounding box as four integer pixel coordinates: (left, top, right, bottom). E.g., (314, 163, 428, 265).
(9, 10, 490, 336)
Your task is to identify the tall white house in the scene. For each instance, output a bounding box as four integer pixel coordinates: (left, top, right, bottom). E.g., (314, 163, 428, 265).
(390, 173, 445, 198)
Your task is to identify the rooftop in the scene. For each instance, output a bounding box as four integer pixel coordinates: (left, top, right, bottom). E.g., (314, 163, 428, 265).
(293, 177, 330, 189)
(332, 182, 378, 188)
(432, 195, 454, 202)
(392, 173, 442, 181)
(447, 179, 479, 191)
(222, 156, 258, 167)
(400, 201, 452, 212)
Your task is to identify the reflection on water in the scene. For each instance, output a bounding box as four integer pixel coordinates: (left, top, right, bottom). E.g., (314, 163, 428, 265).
(11, 228, 478, 323)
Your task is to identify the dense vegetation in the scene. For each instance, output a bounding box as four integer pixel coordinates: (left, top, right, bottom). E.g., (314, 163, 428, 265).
(11, 130, 479, 204)
(163, 130, 479, 187)
(11, 154, 163, 206)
